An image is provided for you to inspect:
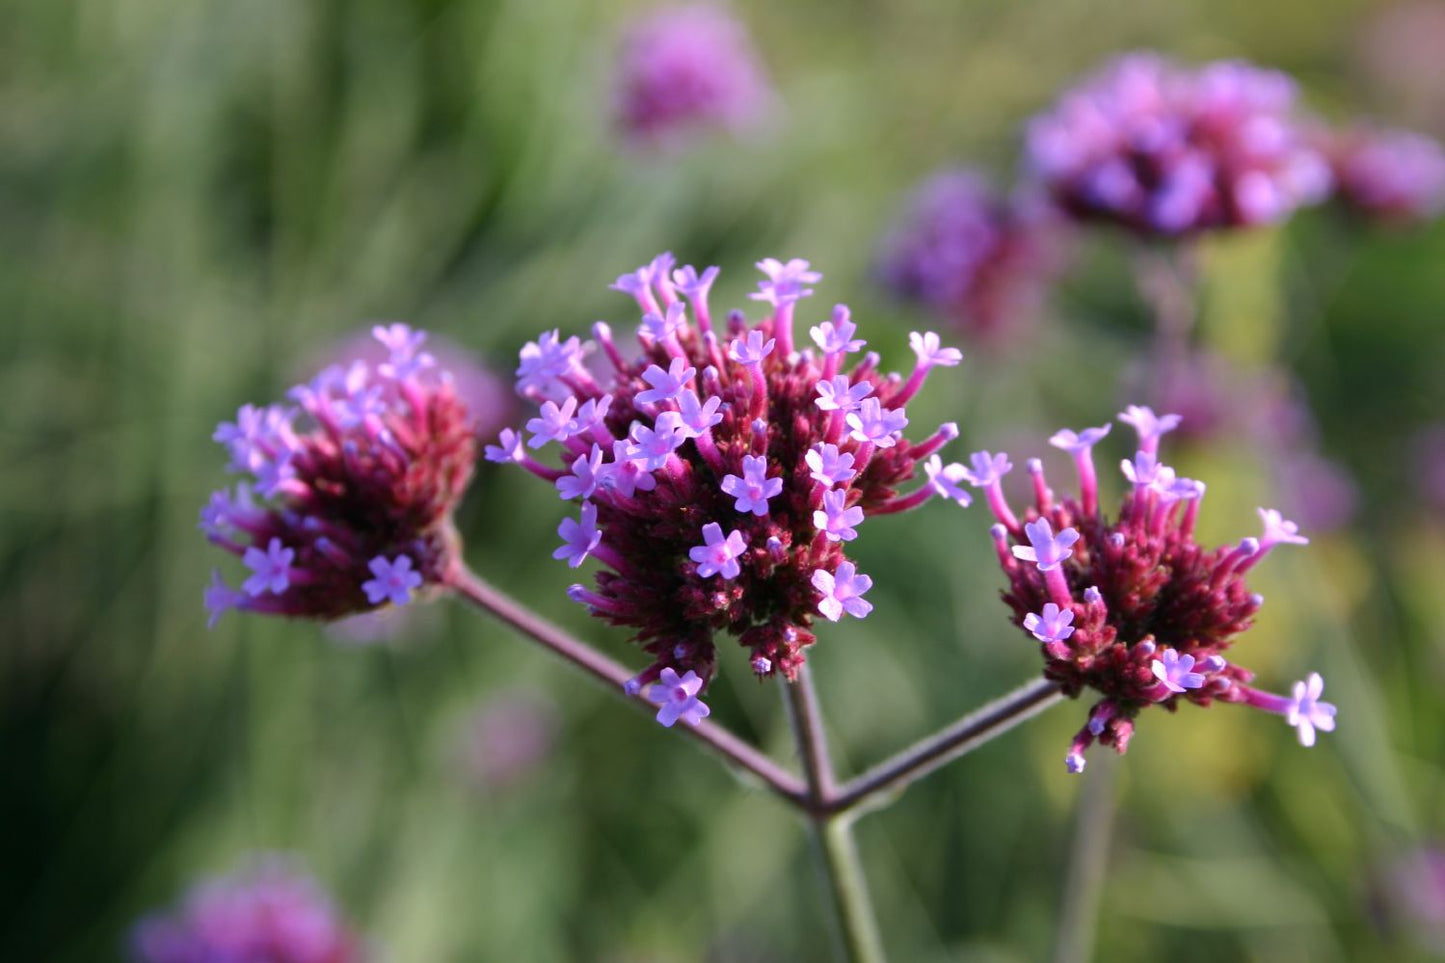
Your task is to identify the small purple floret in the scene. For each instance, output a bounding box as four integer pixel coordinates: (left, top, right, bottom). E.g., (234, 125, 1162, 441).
(361, 554, 424, 607)
(648, 668, 711, 727)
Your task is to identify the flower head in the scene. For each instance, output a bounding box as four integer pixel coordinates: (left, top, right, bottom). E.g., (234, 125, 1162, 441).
(986, 405, 1332, 771)
(613, 4, 771, 145)
(1026, 54, 1331, 236)
(492, 255, 968, 699)
(876, 169, 1065, 342)
(1329, 125, 1445, 223)
(201, 324, 476, 624)
(128, 856, 365, 963)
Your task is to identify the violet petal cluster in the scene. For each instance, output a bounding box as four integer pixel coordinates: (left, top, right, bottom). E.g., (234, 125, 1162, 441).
(1329, 125, 1445, 223)
(1026, 53, 1331, 235)
(613, 4, 771, 144)
(493, 253, 971, 720)
(876, 169, 1064, 343)
(202, 325, 477, 625)
(980, 406, 1336, 771)
(128, 857, 365, 963)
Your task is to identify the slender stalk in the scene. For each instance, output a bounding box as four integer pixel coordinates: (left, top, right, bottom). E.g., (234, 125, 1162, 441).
(829, 678, 1063, 815)
(1052, 753, 1117, 963)
(446, 565, 807, 805)
(783, 667, 887, 963)
(1133, 244, 1199, 407)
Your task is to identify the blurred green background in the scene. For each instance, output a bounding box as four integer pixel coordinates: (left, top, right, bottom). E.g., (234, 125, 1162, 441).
(4, 0, 1445, 959)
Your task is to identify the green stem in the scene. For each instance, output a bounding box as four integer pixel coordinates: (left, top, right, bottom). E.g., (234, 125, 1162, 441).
(1052, 753, 1117, 963)
(783, 666, 887, 963)
(828, 678, 1064, 816)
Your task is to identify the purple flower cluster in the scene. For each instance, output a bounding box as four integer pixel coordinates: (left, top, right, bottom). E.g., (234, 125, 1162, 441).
(129, 857, 365, 963)
(1328, 125, 1445, 223)
(978, 406, 1336, 771)
(875, 169, 1064, 344)
(490, 254, 972, 722)
(202, 325, 477, 625)
(613, 4, 771, 145)
(1026, 54, 1331, 236)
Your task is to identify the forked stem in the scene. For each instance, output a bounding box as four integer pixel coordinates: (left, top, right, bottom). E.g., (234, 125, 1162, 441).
(783, 666, 887, 963)
(828, 678, 1064, 815)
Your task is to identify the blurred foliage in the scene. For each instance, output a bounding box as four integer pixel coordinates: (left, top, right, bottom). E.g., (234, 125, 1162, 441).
(3, 0, 1445, 960)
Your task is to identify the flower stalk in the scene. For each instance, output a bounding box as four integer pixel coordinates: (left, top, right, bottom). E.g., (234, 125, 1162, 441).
(445, 564, 808, 806)
(783, 667, 887, 963)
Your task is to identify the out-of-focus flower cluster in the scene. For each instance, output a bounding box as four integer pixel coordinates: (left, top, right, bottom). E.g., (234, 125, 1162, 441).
(129, 857, 365, 963)
(875, 169, 1066, 345)
(974, 406, 1335, 771)
(202, 325, 477, 626)
(1382, 846, 1445, 955)
(613, 4, 771, 145)
(1025, 53, 1332, 236)
(1326, 125, 1445, 224)
(488, 254, 973, 723)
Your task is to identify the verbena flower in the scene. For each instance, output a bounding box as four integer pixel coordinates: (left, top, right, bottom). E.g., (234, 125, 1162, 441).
(128, 857, 365, 963)
(979, 405, 1336, 771)
(1328, 125, 1445, 223)
(613, 4, 771, 145)
(202, 325, 477, 625)
(875, 169, 1064, 343)
(1025, 53, 1331, 236)
(493, 254, 970, 718)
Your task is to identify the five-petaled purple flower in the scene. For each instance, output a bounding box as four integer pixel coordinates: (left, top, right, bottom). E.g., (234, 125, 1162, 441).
(721, 455, 784, 516)
(1283, 672, 1337, 747)
(690, 522, 748, 579)
(362, 554, 424, 607)
(242, 538, 294, 596)
(1151, 648, 1205, 693)
(1024, 603, 1076, 644)
(555, 503, 603, 569)
(812, 562, 874, 622)
(814, 489, 865, 542)
(648, 668, 712, 727)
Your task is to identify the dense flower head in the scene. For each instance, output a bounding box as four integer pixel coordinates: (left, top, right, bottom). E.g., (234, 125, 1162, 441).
(128, 857, 365, 963)
(1328, 125, 1445, 223)
(876, 169, 1065, 343)
(1025, 53, 1331, 236)
(202, 325, 477, 625)
(613, 4, 771, 145)
(494, 253, 970, 714)
(982, 405, 1335, 771)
